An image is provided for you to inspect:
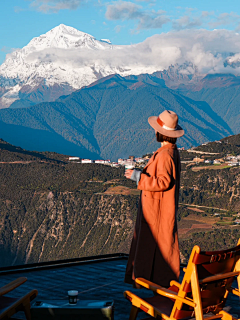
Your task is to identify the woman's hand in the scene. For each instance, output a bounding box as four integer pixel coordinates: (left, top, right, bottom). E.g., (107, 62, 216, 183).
(124, 169, 133, 179)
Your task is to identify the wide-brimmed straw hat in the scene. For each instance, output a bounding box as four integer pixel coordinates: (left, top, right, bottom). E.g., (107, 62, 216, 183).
(148, 110, 184, 138)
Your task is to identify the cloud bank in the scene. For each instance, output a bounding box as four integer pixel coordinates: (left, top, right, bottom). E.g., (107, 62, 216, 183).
(25, 29, 240, 75)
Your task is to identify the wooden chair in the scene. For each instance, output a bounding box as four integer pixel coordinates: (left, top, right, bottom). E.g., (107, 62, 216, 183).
(0, 277, 38, 320)
(124, 238, 240, 320)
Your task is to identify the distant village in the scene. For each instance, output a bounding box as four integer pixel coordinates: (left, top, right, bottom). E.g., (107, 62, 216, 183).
(192, 155, 240, 166)
(68, 155, 147, 168)
(187, 145, 240, 166)
(68, 148, 171, 167)
(68, 144, 240, 168)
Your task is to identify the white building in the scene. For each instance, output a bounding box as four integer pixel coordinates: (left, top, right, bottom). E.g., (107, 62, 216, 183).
(81, 159, 93, 164)
(118, 158, 124, 164)
(95, 160, 105, 164)
(205, 160, 213, 164)
(111, 162, 119, 167)
(69, 157, 80, 161)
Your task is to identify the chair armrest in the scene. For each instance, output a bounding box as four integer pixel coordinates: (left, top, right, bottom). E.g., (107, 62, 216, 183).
(170, 280, 181, 288)
(0, 277, 27, 296)
(0, 289, 38, 320)
(135, 278, 195, 307)
(229, 287, 240, 297)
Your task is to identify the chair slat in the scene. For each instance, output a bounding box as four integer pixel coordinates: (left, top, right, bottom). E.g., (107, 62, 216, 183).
(199, 271, 239, 284)
(202, 315, 223, 320)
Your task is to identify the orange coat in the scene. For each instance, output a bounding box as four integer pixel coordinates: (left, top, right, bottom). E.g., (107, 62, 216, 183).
(125, 143, 181, 287)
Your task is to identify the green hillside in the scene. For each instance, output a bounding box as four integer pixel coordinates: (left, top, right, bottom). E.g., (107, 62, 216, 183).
(0, 74, 233, 161)
(177, 74, 240, 134)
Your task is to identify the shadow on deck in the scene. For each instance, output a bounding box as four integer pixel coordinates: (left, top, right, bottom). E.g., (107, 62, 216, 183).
(0, 254, 238, 319)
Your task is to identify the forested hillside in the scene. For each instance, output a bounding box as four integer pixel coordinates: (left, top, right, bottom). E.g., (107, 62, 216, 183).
(0, 74, 232, 161)
(0, 140, 138, 266)
(180, 165, 240, 211)
(178, 74, 240, 134)
(194, 133, 240, 155)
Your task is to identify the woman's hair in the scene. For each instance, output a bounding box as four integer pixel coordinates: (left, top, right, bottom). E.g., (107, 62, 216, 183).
(156, 132, 177, 144)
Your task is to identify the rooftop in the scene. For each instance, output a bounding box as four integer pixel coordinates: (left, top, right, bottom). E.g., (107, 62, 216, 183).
(0, 254, 239, 319)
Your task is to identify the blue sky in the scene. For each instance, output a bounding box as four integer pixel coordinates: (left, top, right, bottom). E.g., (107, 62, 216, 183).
(1, 0, 240, 64)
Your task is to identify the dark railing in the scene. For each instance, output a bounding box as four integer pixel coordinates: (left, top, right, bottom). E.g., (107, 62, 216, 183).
(0, 253, 129, 275)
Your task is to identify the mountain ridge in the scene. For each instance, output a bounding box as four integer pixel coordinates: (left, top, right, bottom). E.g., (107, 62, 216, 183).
(0, 74, 233, 161)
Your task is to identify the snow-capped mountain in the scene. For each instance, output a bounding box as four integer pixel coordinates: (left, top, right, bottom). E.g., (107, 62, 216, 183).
(2, 24, 210, 109)
(2, 25, 240, 109)
(0, 24, 127, 108)
(26, 24, 113, 51)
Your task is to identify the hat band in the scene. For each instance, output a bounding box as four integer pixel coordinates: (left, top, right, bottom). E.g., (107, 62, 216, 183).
(157, 117, 176, 131)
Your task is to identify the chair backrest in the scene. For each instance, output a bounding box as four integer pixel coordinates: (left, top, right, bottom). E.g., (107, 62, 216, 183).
(171, 238, 240, 320)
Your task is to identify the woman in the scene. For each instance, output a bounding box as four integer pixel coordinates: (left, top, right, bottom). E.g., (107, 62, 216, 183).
(124, 110, 184, 288)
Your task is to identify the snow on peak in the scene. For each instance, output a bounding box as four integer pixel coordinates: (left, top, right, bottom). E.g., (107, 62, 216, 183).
(26, 24, 112, 51)
(0, 24, 120, 108)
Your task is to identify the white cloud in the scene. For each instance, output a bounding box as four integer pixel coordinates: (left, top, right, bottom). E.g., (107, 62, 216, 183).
(172, 15, 203, 30)
(172, 11, 240, 31)
(106, 1, 142, 20)
(172, 11, 214, 30)
(28, 0, 85, 13)
(23, 29, 240, 75)
(118, 7, 238, 32)
(105, 1, 169, 30)
(209, 12, 240, 28)
(202, 11, 213, 18)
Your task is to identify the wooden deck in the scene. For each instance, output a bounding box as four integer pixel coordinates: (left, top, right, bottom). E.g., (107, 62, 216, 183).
(0, 256, 239, 319)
